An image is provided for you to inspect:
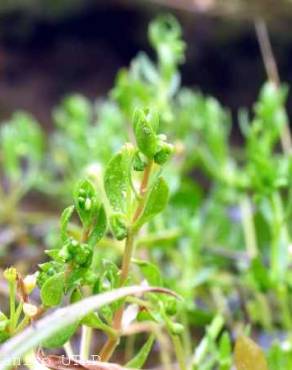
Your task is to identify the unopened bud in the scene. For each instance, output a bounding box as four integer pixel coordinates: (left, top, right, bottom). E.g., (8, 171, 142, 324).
(133, 152, 147, 172)
(169, 322, 184, 335)
(154, 142, 174, 165)
(23, 273, 38, 294)
(133, 108, 159, 158)
(110, 213, 128, 241)
(3, 267, 17, 283)
(23, 303, 38, 318)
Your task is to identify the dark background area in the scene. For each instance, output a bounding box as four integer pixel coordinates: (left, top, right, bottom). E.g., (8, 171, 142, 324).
(0, 0, 291, 128)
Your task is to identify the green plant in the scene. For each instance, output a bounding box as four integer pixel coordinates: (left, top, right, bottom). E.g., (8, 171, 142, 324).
(0, 105, 188, 369)
(0, 14, 292, 370)
(0, 112, 43, 221)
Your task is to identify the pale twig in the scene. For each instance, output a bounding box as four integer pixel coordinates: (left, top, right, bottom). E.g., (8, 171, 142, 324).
(255, 18, 292, 154)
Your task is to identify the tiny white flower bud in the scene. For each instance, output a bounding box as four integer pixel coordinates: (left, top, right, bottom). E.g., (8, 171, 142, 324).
(23, 303, 38, 317)
(23, 273, 37, 294)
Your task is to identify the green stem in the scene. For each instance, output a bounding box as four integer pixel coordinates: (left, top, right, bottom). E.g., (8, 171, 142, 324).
(8, 281, 16, 331)
(99, 232, 135, 361)
(254, 292, 273, 330)
(270, 192, 289, 283)
(192, 315, 224, 367)
(14, 315, 30, 334)
(80, 325, 92, 360)
(64, 341, 74, 358)
(277, 284, 292, 331)
(171, 334, 187, 370)
(124, 334, 135, 363)
(240, 196, 258, 259)
(181, 309, 192, 359)
(119, 232, 134, 287)
(100, 161, 153, 361)
(99, 335, 119, 362)
(14, 302, 23, 328)
(132, 161, 153, 222)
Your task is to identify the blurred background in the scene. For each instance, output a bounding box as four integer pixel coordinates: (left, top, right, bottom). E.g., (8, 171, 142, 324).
(1, 0, 292, 129)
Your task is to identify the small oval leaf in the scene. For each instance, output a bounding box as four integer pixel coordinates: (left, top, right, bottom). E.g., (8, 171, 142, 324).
(60, 205, 75, 242)
(109, 212, 128, 240)
(133, 259, 162, 286)
(133, 109, 158, 158)
(104, 143, 135, 213)
(74, 178, 99, 227)
(40, 272, 65, 307)
(88, 205, 107, 247)
(134, 176, 169, 230)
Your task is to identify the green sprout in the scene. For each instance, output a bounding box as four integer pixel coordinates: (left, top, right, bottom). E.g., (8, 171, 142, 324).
(0, 14, 292, 370)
